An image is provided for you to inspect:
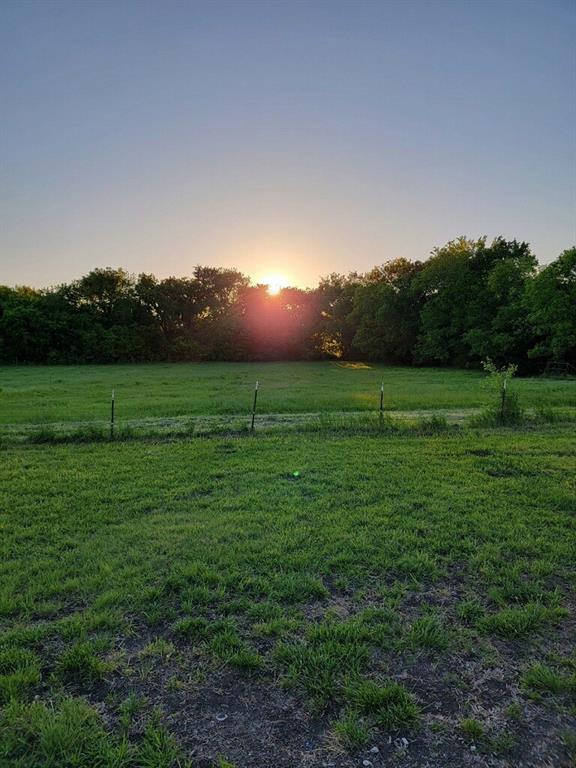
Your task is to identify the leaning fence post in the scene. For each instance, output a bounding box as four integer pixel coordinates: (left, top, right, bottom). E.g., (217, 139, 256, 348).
(110, 388, 115, 440)
(251, 380, 259, 433)
(379, 379, 384, 423)
(500, 377, 507, 424)
(250, 379, 258, 432)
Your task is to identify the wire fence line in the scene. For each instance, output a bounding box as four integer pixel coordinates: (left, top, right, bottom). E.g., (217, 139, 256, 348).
(2, 381, 574, 445)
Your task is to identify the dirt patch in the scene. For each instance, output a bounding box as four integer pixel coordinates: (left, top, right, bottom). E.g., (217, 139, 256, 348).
(72, 593, 576, 768)
(167, 671, 328, 768)
(33, 574, 576, 767)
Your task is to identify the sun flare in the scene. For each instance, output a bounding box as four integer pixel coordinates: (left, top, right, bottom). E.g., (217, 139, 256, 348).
(261, 273, 289, 295)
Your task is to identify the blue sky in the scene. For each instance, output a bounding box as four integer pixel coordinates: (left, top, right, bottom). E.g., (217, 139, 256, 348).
(1, 0, 574, 288)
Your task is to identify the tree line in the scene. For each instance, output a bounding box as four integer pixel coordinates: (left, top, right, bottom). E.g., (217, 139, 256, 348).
(1, 237, 574, 371)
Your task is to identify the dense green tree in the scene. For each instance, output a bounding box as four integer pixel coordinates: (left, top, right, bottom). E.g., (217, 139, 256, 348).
(526, 247, 576, 367)
(351, 258, 424, 362)
(414, 237, 536, 367)
(0, 240, 573, 369)
(0, 287, 47, 363)
(315, 273, 363, 358)
(135, 268, 249, 357)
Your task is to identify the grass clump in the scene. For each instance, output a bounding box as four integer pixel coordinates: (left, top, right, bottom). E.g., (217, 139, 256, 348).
(406, 615, 449, 650)
(173, 616, 211, 640)
(561, 730, 576, 757)
(269, 572, 328, 603)
(140, 638, 176, 662)
(138, 714, 185, 767)
(478, 603, 567, 639)
(0, 647, 41, 703)
(55, 641, 111, 685)
(461, 717, 484, 741)
(207, 623, 263, 672)
(333, 710, 372, 749)
(460, 718, 516, 755)
(457, 599, 485, 624)
(118, 692, 145, 732)
(227, 648, 264, 672)
(489, 731, 517, 755)
(0, 697, 125, 767)
(274, 621, 371, 709)
(26, 425, 110, 445)
(245, 601, 283, 621)
(25, 426, 59, 445)
(533, 406, 561, 424)
(395, 551, 439, 582)
(174, 616, 263, 670)
(522, 664, 576, 697)
(344, 678, 420, 730)
(0, 697, 188, 767)
(209, 625, 244, 659)
(252, 617, 300, 638)
(181, 584, 224, 609)
(505, 702, 523, 721)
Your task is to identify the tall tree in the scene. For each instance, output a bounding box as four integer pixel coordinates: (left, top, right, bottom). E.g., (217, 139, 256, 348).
(315, 272, 363, 358)
(351, 258, 424, 362)
(526, 247, 576, 366)
(414, 237, 536, 367)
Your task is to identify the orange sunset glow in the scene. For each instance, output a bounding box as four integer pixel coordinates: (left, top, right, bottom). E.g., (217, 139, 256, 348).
(260, 274, 290, 295)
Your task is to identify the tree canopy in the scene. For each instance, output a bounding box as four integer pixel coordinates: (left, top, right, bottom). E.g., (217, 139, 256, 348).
(1, 238, 574, 371)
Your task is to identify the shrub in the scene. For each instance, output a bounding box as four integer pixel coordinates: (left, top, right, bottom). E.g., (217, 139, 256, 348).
(476, 359, 524, 426)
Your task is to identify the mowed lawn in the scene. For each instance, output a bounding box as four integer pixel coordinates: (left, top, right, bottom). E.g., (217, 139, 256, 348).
(1, 426, 575, 767)
(1, 361, 575, 426)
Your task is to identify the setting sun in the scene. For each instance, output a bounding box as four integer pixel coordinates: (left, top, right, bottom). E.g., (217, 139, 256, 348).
(260, 273, 289, 295)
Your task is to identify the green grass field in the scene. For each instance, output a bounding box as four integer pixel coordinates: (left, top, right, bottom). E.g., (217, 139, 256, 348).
(1, 361, 575, 427)
(1, 364, 575, 767)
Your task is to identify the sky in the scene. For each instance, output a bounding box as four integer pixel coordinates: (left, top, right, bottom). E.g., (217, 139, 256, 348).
(1, 0, 575, 290)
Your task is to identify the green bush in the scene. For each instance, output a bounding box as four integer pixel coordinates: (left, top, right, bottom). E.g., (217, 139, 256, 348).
(476, 360, 524, 426)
